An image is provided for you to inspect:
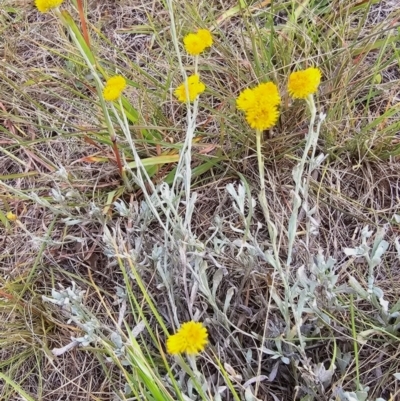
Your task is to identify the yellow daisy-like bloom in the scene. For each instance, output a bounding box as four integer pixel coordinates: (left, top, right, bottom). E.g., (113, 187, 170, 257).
(6, 211, 17, 222)
(252, 82, 281, 107)
(35, 0, 64, 13)
(236, 81, 280, 130)
(287, 67, 322, 99)
(245, 103, 280, 131)
(183, 29, 213, 56)
(174, 74, 206, 103)
(236, 82, 280, 112)
(236, 88, 256, 112)
(167, 321, 208, 355)
(197, 29, 213, 48)
(103, 75, 127, 102)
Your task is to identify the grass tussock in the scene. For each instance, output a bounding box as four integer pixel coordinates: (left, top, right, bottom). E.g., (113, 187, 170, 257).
(1, 0, 400, 400)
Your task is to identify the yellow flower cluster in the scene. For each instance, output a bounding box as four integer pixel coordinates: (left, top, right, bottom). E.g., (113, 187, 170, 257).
(167, 321, 208, 355)
(174, 28, 212, 103)
(35, 0, 64, 13)
(237, 67, 322, 130)
(236, 82, 281, 131)
(183, 29, 213, 56)
(103, 75, 127, 102)
(174, 74, 205, 103)
(287, 67, 322, 99)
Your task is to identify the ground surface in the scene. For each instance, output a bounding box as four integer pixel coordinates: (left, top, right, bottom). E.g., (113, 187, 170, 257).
(1, 0, 400, 400)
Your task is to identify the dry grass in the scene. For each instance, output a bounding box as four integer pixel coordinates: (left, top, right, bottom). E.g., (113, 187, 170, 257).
(1, 0, 400, 400)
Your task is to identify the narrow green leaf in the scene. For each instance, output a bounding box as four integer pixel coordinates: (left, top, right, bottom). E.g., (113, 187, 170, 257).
(0, 172, 38, 180)
(60, 11, 96, 66)
(127, 154, 180, 169)
(0, 372, 36, 401)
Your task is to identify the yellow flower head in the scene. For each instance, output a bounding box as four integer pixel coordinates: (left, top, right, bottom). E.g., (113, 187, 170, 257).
(167, 321, 208, 355)
(174, 74, 205, 103)
(183, 29, 213, 56)
(236, 88, 256, 112)
(236, 81, 280, 130)
(287, 67, 322, 99)
(245, 103, 280, 131)
(252, 82, 281, 107)
(103, 75, 126, 102)
(6, 211, 17, 222)
(236, 81, 280, 112)
(197, 29, 213, 47)
(35, 0, 64, 13)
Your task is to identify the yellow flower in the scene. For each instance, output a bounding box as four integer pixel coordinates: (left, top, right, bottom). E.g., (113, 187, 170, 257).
(6, 211, 17, 222)
(103, 75, 127, 102)
(183, 29, 213, 55)
(236, 81, 280, 112)
(174, 74, 205, 103)
(245, 104, 280, 131)
(197, 29, 213, 48)
(167, 321, 208, 355)
(236, 81, 280, 130)
(236, 88, 256, 112)
(287, 67, 322, 99)
(252, 82, 281, 107)
(35, 0, 64, 13)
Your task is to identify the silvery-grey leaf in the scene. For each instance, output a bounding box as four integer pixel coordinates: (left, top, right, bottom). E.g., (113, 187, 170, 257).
(268, 391, 281, 401)
(243, 375, 268, 388)
(131, 321, 146, 338)
(281, 356, 290, 365)
(268, 361, 280, 382)
(337, 350, 352, 374)
(223, 287, 235, 315)
(314, 363, 335, 387)
(348, 276, 368, 298)
(212, 269, 224, 299)
(260, 347, 278, 356)
(343, 247, 366, 257)
(110, 332, 123, 348)
(245, 387, 262, 401)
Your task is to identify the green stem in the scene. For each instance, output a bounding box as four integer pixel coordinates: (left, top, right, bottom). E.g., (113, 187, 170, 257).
(93, 79, 124, 177)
